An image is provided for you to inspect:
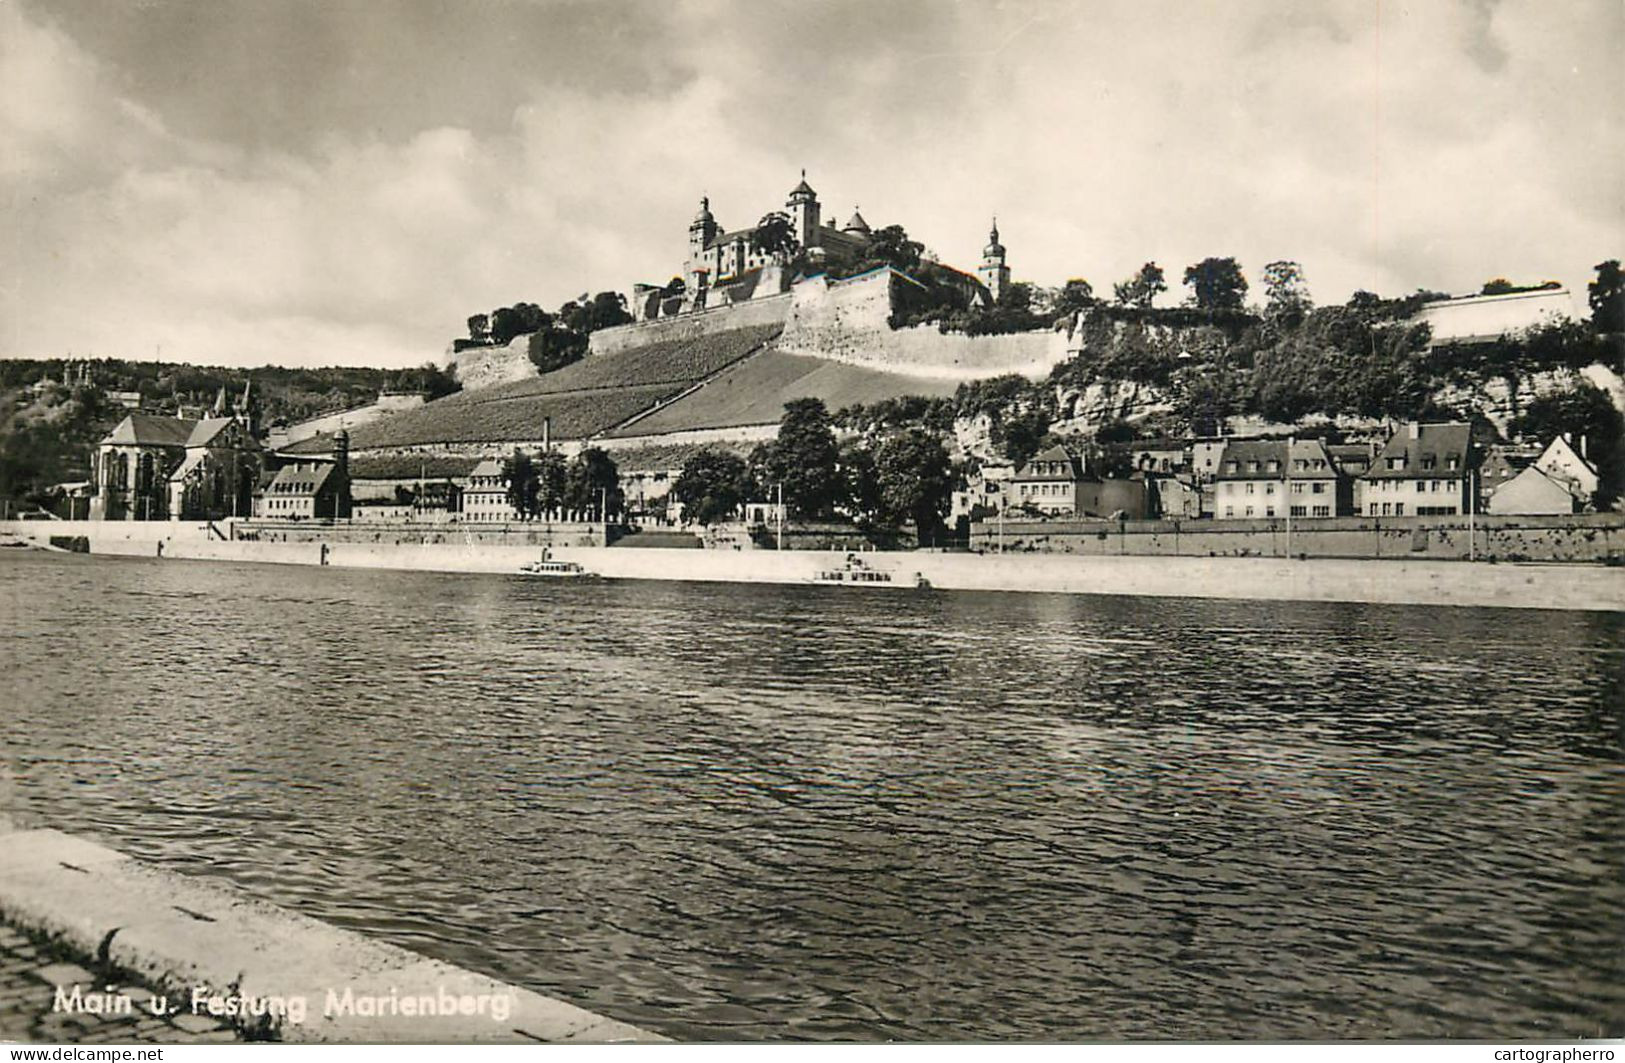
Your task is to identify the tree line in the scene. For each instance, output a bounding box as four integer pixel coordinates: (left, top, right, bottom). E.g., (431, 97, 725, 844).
(461, 292, 634, 375)
(670, 398, 956, 544)
(501, 446, 624, 521)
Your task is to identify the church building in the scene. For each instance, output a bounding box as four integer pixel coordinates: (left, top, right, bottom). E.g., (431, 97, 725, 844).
(90, 384, 264, 521)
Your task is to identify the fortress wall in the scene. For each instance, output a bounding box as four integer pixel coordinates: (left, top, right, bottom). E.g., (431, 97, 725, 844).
(450, 336, 541, 392)
(587, 294, 792, 356)
(778, 271, 1067, 380)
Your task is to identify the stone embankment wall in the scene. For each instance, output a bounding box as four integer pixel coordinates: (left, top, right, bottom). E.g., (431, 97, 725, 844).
(235, 521, 608, 548)
(0, 827, 659, 1044)
(450, 336, 541, 393)
(588, 295, 792, 357)
(971, 513, 1625, 563)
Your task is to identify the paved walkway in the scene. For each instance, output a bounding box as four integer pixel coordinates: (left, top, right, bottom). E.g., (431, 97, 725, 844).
(0, 923, 244, 1044)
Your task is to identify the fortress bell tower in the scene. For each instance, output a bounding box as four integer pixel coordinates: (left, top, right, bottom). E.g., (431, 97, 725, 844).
(687, 195, 719, 287)
(978, 217, 1010, 304)
(785, 170, 822, 252)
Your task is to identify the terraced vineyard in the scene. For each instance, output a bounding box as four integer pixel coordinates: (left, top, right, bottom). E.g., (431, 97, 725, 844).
(608, 347, 960, 436)
(283, 324, 783, 452)
(454, 324, 783, 402)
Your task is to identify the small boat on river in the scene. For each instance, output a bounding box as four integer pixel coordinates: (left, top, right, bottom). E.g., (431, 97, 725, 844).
(809, 554, 930, 589)
(518, 550, 596, 578)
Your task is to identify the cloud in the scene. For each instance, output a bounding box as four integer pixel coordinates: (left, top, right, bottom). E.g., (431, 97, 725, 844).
(1, 0, 1620, 368)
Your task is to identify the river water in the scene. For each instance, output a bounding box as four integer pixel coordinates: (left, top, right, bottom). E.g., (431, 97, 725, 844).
(2, 552, 1621, 1040)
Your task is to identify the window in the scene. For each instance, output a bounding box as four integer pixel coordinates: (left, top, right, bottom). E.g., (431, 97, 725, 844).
(1382, 503, 1391, 515)
(1421, 455, 1436, 470)
(1290, 505, 1306, 517)
(1417, 482, 1426, 493)
(1312, 482, 1325, 494)
(1245, 506, 1254, 517)
(1224, 461, 1238, 474)
(1369, 503, 1378, 515)
(1313, 505, 1331, 517)
(1292, 483, 1304, 494)
(1224, 506, 1234, 517)
(1247, 461, 1259, 473)
(1265, 506, 1276, 517)
(1266, 484, 1275, 495)
(1246, 483, 1255, 495)
(1395, 503, 1405, 516)
(1431, 480, 1440, 492)
(1387, 457, 1404, 470)
(1447, 457, 1459, 470)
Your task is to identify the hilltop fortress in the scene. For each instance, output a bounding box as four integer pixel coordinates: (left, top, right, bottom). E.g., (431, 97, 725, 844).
(449, 173, 1057, 393)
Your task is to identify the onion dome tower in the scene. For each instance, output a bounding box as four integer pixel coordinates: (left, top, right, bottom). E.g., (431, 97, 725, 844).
(978, 216, 1011, 304)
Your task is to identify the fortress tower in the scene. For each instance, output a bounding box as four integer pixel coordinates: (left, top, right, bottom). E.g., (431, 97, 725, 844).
(978, 217, 1010, 304)
(687, 196, 719, 290)
(786, 170, 822, 250)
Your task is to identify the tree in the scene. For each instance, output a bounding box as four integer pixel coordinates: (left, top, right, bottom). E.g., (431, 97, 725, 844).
(1183, 257, 1248, 311)
(564, 447, 623, 520)
(1590, 259, 1624, 334)
(1113, 262, 1166, 309)
(762, 398, 841, 517)
(853, 224, 923, 275)
(836, 438, 880, 521)
(1054, 278, 1098, 320)
(874, 429, 953, 545)
(1261, 260, 1312, 319)
(1481, 278, 1516, 295)
(750, 211, 799, 261)
(673, 449, 752, 525)
(536, 451, 567, 518)
(503, 449, 536, 519)
(467, 314, 490, 342)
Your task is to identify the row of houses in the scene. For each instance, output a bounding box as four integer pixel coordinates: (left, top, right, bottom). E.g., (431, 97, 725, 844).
(990, 423, 1603, 522)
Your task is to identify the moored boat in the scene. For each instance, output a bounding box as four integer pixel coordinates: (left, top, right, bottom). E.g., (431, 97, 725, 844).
(809, 554, 930, 589)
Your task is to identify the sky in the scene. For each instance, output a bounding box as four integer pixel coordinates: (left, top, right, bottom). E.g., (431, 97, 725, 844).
(2, 0, 1621, 370)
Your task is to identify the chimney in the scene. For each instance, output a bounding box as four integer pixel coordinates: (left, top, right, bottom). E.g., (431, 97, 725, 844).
(1408, 422, 1420, 440)
(1579, 434, 1588, 459)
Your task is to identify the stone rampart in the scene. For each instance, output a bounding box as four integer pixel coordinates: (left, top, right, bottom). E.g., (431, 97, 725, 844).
(450, 336, 540, 393)
(776, 271, 1065, 380)
(587, 294, 792, 357)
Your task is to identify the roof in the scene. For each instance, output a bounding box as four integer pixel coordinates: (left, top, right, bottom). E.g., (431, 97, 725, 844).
(103, 414, 194, 447)
(1014, 445, 1081, 482)
(166, 450, 208, 484)
(185, 417, 238, 447)
(468, 459, 504, 478)
(1365, 423, 1475, 480)
(268, 462, 336, 495)
(1214, 439, 1288, 480)
(1286, 439, 1339, 480)
(843, 209, 871, 234)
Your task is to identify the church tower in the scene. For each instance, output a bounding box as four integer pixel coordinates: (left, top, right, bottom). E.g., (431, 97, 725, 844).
(785, 170, 821, 251)
(978, 217, 1010, 304)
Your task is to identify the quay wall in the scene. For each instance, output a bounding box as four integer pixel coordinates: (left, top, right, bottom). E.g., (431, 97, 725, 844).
(971, 512, 1625, 563)
(0, 827, 659, 1044)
